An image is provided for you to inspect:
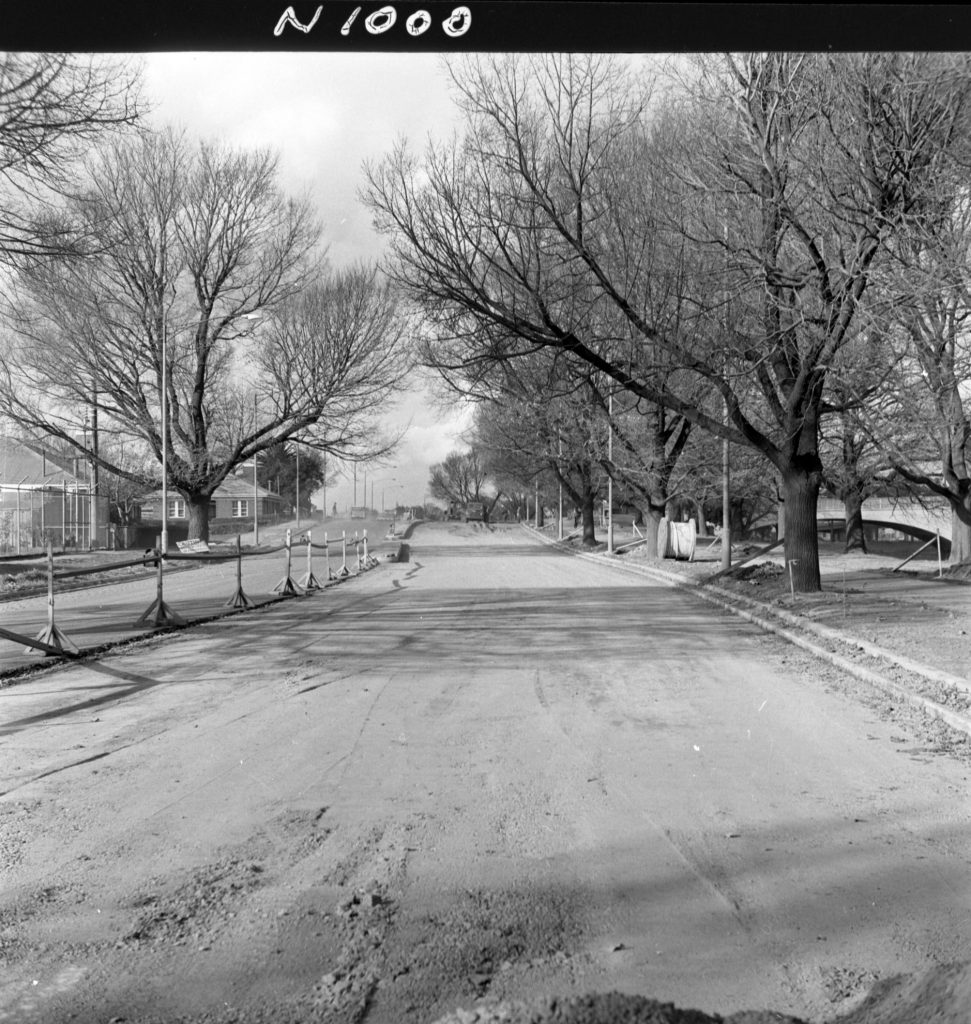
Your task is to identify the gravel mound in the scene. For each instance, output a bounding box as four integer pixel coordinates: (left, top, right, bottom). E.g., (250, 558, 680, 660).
(432, 963, 971, 1024)
(831, 962, 971, 1024)
(431, 993, 807, 1024)
(728, 561, 786, 584)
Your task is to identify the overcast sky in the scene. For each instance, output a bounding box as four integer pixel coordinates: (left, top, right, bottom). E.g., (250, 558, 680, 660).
(142, 52, 472, 512)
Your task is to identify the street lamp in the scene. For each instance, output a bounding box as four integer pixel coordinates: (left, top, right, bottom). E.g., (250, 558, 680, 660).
(383, 481, 401, 512)
(606, 390, 614, 554)
(253, 394, 260, 546)
(161, 311, 172, 555)
(294, 441, 300, 530)
(373, 475, 396, 512)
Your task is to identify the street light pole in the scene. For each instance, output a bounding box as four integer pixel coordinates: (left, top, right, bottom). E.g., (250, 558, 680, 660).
(557, 428, 563, 541)
(87, 388, 100, 550)
(253, 393, 259, 546)
(161, 310, 169, 555)
(295, 442, 300, 530)
(374, 476, 396, 513)
(722, 396, 731, 570)
(322, 452, 327, 521)
(607, 391, 614, 554)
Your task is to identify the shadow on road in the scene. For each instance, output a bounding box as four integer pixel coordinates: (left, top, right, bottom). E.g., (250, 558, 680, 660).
(0, 660, 166, 737)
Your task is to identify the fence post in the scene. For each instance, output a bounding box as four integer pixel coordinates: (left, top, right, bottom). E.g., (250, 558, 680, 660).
(298, 529, 321, 591)
(135, 535, 185, 627)
(325, 531, 336, 581)
(337, 530, 350, 578)
(273, 527, 301, 595)
(27, 540, 79, 656)
(225, 534, 254, 608)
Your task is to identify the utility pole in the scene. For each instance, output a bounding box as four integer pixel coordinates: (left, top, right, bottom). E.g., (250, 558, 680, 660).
(161, 310, 169, 555)
(253, 393, 259, 546)
(557, 428, 563, 541)
(89, 389, 99, 549)
(721, 397, 731, 570)
(607, 391, 614, 553)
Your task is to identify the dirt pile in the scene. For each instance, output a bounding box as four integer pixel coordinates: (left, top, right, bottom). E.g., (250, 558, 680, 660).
(431, 993, 807, 1024)
(431, 963, 971, 1024)
(832, 962, 971, 1024)
(725, 561, 786, 585)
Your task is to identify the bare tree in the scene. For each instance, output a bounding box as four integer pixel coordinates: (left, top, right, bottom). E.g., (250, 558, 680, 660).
(868, 187, 971, 569)
(473, 370, 607, 544)
(428, 448, 499, 515)
(365, 52, 971, 591)
(0, 130, 410, 542)
(0, 51, 142, 261)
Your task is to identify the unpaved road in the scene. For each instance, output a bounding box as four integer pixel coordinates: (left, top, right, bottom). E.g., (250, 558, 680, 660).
(1, 522, 970, 1024)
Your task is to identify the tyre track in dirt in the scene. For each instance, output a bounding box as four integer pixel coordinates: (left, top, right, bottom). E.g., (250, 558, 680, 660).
(4, 523, 971, 1024)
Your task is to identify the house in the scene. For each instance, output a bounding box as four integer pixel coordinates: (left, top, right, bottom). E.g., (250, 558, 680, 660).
(137, 464, 288, 543)
(0, 435, 111, 554)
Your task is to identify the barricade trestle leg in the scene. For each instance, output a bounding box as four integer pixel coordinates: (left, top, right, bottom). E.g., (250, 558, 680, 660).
(28, 541, 79, 656)
(363, 529, 379, 569)
(273, 528, 302, 596)
(225, 534, 254, 608)
(135, 536, 186, 628)
(298, 529, 322, 591)
(336, 530, 350, 578)
(325, 531, 337, 581)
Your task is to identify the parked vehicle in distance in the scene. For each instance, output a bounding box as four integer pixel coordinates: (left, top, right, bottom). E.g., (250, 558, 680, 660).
(463, 501, 485, 523)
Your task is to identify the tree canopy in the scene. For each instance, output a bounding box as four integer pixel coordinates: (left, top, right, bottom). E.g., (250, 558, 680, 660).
(365, 53, 971, 588)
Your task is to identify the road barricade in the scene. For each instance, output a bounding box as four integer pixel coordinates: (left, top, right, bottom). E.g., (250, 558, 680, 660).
(272, 529, 302, 596)
(298, 530, 323, 591)
(27, 542, 79, 656)
(3, 524, 390, 668)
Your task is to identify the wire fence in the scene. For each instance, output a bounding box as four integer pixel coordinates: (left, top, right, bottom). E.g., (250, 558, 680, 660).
(0, 484, 110, 555)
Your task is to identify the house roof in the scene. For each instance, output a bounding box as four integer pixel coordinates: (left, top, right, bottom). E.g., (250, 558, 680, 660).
(140, 474, 281, 503)
(213, 475, 281, 500)
(0, 435, 90, 489)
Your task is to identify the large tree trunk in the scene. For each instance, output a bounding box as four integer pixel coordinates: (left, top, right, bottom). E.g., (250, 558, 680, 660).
(951, 501, 971, 569)
(842, 487, 868, 554)
(640, 505, 665, 559)
(187, 494, 213, 543)
(695, 499, 707, 536)
(580, 488, 597, 547)
(781, 465, 822, 592)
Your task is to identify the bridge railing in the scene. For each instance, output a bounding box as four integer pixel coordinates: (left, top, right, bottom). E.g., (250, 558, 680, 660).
(817, 496, 950, 516)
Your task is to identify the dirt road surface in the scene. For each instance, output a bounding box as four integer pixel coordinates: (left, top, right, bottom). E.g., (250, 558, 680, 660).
(2, 522, 970, 1024)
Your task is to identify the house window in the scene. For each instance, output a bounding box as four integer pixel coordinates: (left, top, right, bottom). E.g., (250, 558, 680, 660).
(168, 499, 185, 519)
(231, 499, 249, 518)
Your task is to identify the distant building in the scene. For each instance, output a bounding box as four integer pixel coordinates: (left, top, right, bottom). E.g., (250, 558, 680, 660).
(0, 435, 110, 553)
(137, 464, 287, 542)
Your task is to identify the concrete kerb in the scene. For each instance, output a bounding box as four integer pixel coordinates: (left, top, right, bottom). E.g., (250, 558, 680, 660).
(522, 524, 971, 742)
